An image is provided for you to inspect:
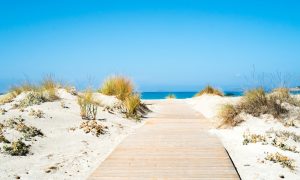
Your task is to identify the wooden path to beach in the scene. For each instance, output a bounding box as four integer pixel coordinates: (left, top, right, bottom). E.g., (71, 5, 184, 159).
(89, 100, 240, 180)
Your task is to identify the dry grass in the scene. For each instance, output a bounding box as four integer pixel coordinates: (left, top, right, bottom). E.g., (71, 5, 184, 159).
(0, 77, 60, 106)
(243, 131, 266, 145)
(265, 152, 296, 170)
(218, 87, 296, 127)
(240, 88, 268, 116)
(78, 90, 99, 120)
(0, 82, 36, 105)
(195, 85, 223, 97)
(239, 87, 291, 118)
(218, 104, 242, 127)
(123, 93, 141, 120)
(166, 94, 176, 99)
(99, 76, 134, 101)
(40, 76, 59, 101)
(0, 93, 15, 105)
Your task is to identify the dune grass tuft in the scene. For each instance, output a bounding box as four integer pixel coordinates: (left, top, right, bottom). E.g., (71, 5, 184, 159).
(218, 87, 299, 127)
(99, 76, 134, 101)
(0, 76, 61, 107)
(240, 87, 292, 118)
(124, 94, 141, 120)
(40, 76, 59, 101)
(78, 90, 99, 120)
(166, 94, 176, 99)
(0, 82, 37, 105)
(218, 104, 242, 127)
(195, 85, 223, 97)
(240, 88, 268, 116)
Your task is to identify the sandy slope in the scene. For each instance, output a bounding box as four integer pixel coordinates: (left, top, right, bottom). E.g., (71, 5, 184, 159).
(0, 89, 144, 180)
(187, 95, 300, 180)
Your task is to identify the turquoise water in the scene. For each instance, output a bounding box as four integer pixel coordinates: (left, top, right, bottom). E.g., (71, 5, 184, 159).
(141, 91, 243, 99)
(141, 91, 300, 100)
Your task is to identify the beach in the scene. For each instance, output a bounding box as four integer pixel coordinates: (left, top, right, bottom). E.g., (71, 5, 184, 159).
(0, 89, 145, 179)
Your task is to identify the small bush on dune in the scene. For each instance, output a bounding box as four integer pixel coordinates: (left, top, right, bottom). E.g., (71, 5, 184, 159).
(195, 85, 223, 97)
(166, 94, 176, 99)
(240, 88, 268, 116)
(218, 87, 299, 127)
(265, 152, 295, 170)
(18, 91, 45, 108)
(100, 76, 134, 101)
(218, 104, 242, 127)
(240, 87, 293, 118)
(0, 83, 35, 105)
(1, 77, 60, 106)
(124, 94, 141, 120)
(3, 139, 30, 156)
(78, 90, 98, 120)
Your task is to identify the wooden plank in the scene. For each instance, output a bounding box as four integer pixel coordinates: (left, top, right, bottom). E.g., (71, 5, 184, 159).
(88, 101, 240, 179)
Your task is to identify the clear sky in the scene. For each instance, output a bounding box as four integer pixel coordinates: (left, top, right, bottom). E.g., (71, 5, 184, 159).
(0, 0, 300, 92)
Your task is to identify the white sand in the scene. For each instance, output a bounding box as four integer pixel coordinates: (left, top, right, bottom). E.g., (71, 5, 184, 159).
(0, 89, 144, 180)
(188, 95, 300, 180)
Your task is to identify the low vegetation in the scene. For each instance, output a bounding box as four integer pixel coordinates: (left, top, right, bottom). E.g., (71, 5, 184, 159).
(3, 139, 30, 156)
(0, 134, 10, 143)
(123, 94, 141, 120)
(265, 152, 296, 170)
(77, 90, 99, 120)
(18, 91, 45, 108)
(40, 76, 60, 101)
(218, 87, 299, 127)
(166, 94, 176, 99)
(29, 109, 45, 119)
(99, 75, 147, 120)
(79, 120, 107, 137)
(243, 132, 266, 145)
(0, 77, 60, 107)
(99, 76, 134, 101)
(218, 104, 242, 127)
(0, 116, 43, 156)
(0, 108, 7, 115)
(195, 85, 223, 97)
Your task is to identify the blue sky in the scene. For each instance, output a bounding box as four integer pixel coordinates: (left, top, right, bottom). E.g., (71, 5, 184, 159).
(0, 0, 300, 92)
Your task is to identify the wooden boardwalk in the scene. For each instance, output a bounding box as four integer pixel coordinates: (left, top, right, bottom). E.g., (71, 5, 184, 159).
(89, 100, 240, 180)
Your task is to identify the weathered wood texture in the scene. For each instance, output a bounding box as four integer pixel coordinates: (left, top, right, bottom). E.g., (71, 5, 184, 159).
(89, 100, 240, 180)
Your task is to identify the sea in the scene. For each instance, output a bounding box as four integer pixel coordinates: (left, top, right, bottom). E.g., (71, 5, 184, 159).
(141, 90, 300, 100)
(141, 91, 243, 100)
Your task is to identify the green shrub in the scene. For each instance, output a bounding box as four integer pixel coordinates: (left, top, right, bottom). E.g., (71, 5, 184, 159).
(99, 76, 134, 101)
(195, 85, 223, 97)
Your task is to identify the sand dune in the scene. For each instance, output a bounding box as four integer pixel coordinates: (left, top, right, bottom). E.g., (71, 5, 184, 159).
(188, 94, 300, 180)
(0, 89, 144, 180)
